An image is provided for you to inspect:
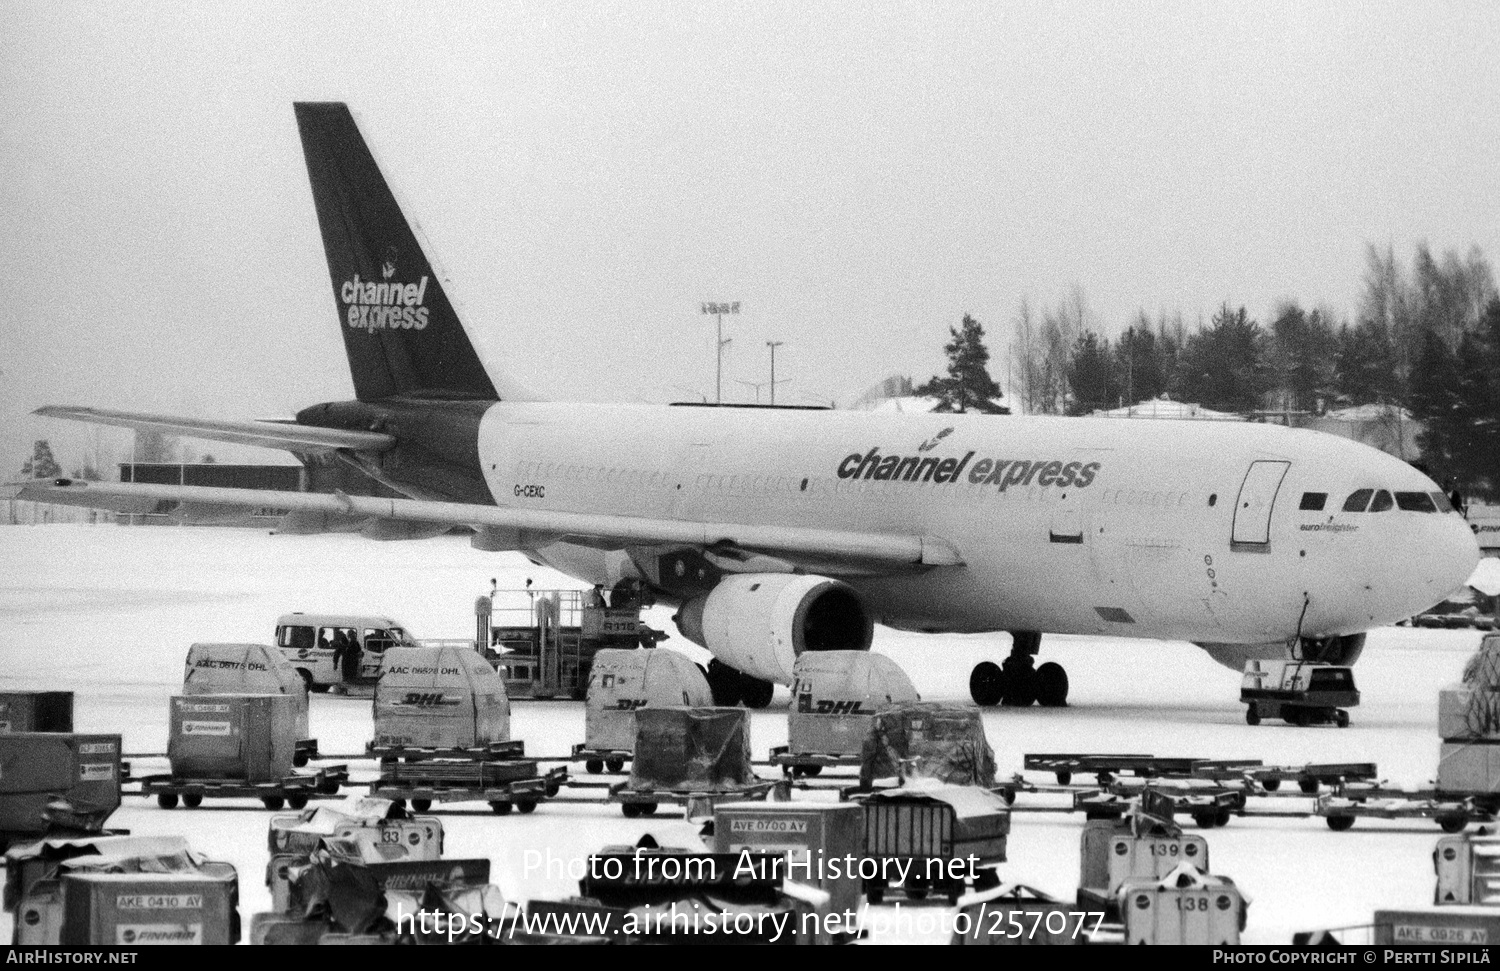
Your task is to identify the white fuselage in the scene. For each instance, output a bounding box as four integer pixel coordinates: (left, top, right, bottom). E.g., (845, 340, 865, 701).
(477, 403, 1478, 647)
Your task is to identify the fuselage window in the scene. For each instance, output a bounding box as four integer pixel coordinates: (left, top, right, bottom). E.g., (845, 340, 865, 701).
(1369, 489, 1394, 512)
(1299, 492, 1327, 511)
(1342, 489, 1373, 513)
(1395, 491, 1438, 513)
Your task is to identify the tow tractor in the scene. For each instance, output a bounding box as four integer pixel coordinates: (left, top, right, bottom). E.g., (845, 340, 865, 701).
(469, 588, 668, 700)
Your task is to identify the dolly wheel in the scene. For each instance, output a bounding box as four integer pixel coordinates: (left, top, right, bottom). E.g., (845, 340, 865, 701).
(639, 802, 659, 816)
(1056, 771, 1072, 786)
(1440, 815, 1469, 834)
(411, 798, 432, 812)
(1215, 810, 1231, 827)
(517, 800, 537, 814)
(545, 779, 561, 798)
(1245, 707, 1260, 726)
(866, 884, 885, 905)
(801, 765, 822, 778)
(293, 752, 309, 768)
(585, 759, 604, 775)
(1326, 815, 1356, 832)
(606, 758, 625, 774)
(157, 793, 179, 810)
(1262, 778, 1282, 792)
(621, 802, 642, 818)
(287, 795, 308, 810)
(182, 794, 203, 809)
(1299, 778, 1321, 794)
(1335, 710, 1350, 728)
(491, 801, 513, 816)
(262, 795, 285, 811)
(1193, 813, 1216, 829)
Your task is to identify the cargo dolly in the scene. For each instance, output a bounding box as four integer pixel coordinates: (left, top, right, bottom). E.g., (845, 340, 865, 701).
(766, 745, 863, 778)
(1074, 784, 1244, 829)
(608, 778, 790, 818)
(1316, 786, 1498, 833)
(1023, 753, 1195, 786)
(136, 764, 347, 811)
(1189, 761, 1379, 794)
(368, 740, 566, 814)
(860, 787, 1011, 905)
(570, 742, 632, 775)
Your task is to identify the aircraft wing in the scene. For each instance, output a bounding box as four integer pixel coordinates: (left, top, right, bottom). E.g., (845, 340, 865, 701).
(34, 406, 395, 454)
(3, 478, 963, 570)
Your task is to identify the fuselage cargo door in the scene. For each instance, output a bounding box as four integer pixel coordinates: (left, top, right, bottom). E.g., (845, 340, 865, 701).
(1231, 460, 1290, 551)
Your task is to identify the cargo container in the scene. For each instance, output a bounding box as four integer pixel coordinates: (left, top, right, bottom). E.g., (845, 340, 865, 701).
(1433, 832, 1500, 905)
(60, 869, 240, 945)
(167, 694, 300, 783)
(1440, 685, 1500, 741)
(1438, 740, 1500, 796)
(1373, 906, 1500, 945)
(1077, 814, 1209, 915)
(182, 643, 310, 740)
(1117, 863, 1246, 945)
(581, 648, 712, 765)
(372, 646, 509, 750)
(712, 801, 865, 918)
(862, 784, 1010, 903)
(0, 733, 121, 843)
(774, 652, 918, 776)
(0, 692, 73, 733)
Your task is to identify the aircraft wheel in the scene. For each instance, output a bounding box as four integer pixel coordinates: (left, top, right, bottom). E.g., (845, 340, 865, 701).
(969, 662, 1004, 707)
(585, 759, 603, 775)
(1001, 673, 1037, 707)
(1245, 707, 1261, 726)
(1326, 815, 1356, 832)
(1035, 662, 1069, 707)
(706, 660, 742, 707)
(740, 677, 774, 709)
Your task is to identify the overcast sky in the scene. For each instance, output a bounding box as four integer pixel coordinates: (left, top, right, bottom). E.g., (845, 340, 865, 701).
(3, 2, 1498, 474)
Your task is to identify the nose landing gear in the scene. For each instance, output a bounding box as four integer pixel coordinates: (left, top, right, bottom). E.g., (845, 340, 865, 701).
(969, 632, 1069, 708)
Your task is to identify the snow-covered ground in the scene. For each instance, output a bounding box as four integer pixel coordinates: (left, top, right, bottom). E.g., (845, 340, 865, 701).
(0, 524, 1484, 944)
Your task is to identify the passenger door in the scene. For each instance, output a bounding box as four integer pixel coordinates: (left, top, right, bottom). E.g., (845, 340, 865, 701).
(1231, 461, 1291, 550)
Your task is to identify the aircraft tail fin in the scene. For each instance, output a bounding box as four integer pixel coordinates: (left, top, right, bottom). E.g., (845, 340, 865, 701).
(295, 101, 502, 402)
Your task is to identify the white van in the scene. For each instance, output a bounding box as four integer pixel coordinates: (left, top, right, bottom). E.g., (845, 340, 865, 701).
(274, 613, 416, 691)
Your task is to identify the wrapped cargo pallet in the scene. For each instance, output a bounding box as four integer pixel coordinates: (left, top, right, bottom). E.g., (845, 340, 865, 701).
(787, 651, 919, 758)
(167, 694, 299, 783)
(585, 649, 712, 753)
(183, 643, 310, 739)
(0, 692, 73, 734)
(373, 646, 509, 750)
(859, 701, 996, 787)
(628, 707, 756, 791)
(0, 733, 121, 843)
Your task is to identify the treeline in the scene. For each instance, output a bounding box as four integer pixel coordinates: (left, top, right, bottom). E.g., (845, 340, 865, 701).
(1005, 244, 1500, 498)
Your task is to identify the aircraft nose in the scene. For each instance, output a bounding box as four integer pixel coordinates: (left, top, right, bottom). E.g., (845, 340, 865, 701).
(1411, 514, 1483, 609)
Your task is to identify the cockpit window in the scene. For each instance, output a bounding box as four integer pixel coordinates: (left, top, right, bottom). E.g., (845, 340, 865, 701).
(1369, 489, 1394, 512)
(1431, 492, 1456, 514)
(1342, 489, 1373, 513)
(1299, 492, 1327, 511)
(1395, 491, 1438, 513)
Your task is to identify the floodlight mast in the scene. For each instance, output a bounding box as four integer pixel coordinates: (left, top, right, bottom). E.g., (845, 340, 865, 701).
(701, 301, 740, 404)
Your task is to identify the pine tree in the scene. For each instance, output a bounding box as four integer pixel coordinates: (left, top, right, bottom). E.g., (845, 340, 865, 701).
(916, 314, 1008, 414)
(20, 440, 61, 479)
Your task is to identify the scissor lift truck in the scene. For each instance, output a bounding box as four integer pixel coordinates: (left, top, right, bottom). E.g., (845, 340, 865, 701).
(474, 589, 667, 700)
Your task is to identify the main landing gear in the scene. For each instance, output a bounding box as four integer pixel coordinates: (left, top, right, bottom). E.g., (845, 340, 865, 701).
(705, 658, 775, 710)
(969, 632, 1069, 708)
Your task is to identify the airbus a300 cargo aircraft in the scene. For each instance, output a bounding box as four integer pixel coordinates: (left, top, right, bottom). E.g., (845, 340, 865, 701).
(12, 103, 1480, 710)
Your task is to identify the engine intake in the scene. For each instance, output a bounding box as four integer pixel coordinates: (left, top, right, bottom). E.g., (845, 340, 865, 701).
(674, 574, 874, 684)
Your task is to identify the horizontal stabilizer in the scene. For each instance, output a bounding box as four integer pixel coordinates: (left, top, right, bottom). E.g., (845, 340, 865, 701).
(34, 406, 395, 454)
(5, 479, 964, 571)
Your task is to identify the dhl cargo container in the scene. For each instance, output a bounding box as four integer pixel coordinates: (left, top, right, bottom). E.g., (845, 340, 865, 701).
(373, 646, 509, 750)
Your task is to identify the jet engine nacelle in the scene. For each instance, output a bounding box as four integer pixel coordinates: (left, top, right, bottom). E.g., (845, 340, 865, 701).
(674, 574, 874, 684)
(1196, 633, 1367, 672)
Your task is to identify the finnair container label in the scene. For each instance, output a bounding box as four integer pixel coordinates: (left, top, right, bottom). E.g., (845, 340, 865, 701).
(729, 819, 809, 834)
(79, 742, 116, 755)
(115, 924, 202, 944)
(179, 702, 230, 713)
(1393, 924, 1488, 944)
(79, 763, 114, 781)
(117, 895, 203, 909)
(182, 721, 232, 736)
